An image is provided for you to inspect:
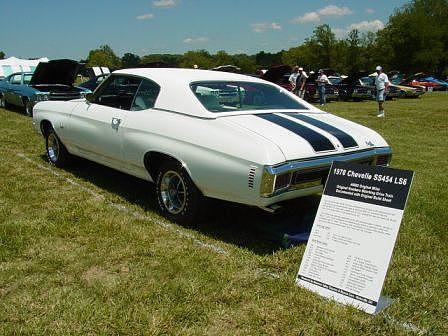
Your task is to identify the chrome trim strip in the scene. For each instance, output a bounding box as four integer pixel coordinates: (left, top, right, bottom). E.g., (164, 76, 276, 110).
(265, 147, 392, 175)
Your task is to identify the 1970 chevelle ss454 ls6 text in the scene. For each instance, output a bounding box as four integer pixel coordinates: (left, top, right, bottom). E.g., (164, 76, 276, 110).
(33, 68, 391, 223)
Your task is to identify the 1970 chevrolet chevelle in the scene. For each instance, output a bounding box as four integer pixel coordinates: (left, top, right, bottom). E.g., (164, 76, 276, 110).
(33, 68, 391, 223)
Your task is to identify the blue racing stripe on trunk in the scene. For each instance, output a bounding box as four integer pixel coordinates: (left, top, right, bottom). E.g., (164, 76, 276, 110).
(288, 114, 358, 148)
(256, 114, 335, 152)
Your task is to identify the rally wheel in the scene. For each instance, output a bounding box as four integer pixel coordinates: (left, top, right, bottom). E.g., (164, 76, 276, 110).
(155, 161, 203, 224)
(45, 127, 71, 167)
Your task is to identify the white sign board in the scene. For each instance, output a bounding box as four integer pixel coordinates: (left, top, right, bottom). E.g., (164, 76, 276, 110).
(296, 162, 413, 314)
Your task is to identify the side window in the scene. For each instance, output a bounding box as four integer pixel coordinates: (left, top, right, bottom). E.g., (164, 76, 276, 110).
(131, 79, 161, 111)
(10, 74, 22, 85)
(93, 75, 142, 110)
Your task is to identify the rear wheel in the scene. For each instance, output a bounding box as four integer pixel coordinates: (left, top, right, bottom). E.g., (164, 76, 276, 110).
(155, 161, 203, 224)
(45, 127, 71, 167)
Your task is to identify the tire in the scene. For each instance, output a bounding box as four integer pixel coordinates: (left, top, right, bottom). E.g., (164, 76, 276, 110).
(24, 99, 33, 117)
(155, 161, 203, 224)
(0, 94, 6, 108)
(45, 127, 71, 167)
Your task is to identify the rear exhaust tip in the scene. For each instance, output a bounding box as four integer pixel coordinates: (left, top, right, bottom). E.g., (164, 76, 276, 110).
(258, 204, 284, 214)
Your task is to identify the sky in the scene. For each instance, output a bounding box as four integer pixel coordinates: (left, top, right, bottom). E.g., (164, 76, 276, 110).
(0, 0, 409, 60)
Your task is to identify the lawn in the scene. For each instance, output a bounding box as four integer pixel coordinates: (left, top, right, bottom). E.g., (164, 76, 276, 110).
(0, 92, 446, 335)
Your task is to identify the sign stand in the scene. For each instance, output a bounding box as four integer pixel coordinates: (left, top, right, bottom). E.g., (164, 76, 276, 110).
(296, 161, 414, 314)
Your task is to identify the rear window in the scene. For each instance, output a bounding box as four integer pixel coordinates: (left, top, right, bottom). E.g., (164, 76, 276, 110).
(190, 81, 308, 112)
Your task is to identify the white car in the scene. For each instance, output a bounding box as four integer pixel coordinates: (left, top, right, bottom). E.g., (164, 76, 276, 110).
(33, 68, 391, 223)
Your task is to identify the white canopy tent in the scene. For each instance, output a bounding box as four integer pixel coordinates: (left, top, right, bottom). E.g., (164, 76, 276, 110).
(0, 57, 49, 78)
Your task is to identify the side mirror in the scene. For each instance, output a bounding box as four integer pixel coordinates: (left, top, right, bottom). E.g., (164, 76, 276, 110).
(85, 92, 94, 103)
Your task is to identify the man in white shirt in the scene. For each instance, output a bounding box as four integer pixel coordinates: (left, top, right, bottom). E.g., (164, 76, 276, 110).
(374, 66, 390, 117)
(317, 69, 330, 105)
(296, 67, 308, 99)
(289, 66, 299, 90)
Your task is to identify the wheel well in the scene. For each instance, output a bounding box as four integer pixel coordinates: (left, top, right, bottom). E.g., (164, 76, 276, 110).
(144, 152, 180, 181)
(40, 120, 53, 137)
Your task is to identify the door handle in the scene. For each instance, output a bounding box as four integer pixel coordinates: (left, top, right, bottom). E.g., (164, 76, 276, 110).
(111, 117, 122, 130)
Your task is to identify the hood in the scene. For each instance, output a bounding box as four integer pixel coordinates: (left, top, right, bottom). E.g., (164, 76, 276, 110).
(224, 112, 388, 161)
(29, 59, 81, 86)
(262, 65, 292, 83)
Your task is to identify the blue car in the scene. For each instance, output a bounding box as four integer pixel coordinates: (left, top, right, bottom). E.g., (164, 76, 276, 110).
(0, 59, 90, 116)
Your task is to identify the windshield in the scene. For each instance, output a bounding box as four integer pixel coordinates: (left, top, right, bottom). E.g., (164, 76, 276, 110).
(329, 77, 342, 85)
(23, 74, 33, 85)
(190, 81, 308, 112)
(360, 77, 374, 86)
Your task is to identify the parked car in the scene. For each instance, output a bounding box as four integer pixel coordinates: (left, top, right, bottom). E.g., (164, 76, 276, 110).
(330, 72, 375, 101)
(304, 71, 339, 102)
(261, 65, 294, 91)
(0, 59, 90, 116)
(402, 73, 443, 91)
(33, 68, 391, 223)
(79, 73, 109, 92)
(261, 66, 338, 102)
(359, 76, 401, 100)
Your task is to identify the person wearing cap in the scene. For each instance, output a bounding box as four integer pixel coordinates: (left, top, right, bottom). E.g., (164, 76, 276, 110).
(316, 69, 330, 105)
(296, 67, 308, 99)
(374, 66, 390, 117)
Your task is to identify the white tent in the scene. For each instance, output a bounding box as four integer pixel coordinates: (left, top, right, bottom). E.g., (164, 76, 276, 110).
(0, 57, 49, 78)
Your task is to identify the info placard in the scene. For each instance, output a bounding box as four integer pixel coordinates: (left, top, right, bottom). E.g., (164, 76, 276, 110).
(296, 161, 414, 314)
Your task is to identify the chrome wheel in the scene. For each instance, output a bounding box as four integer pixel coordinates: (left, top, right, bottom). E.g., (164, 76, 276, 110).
(47, 132, 60, 163)
(160, 170, 187, 214)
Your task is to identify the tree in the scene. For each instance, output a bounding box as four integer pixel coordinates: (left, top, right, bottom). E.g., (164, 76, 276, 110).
(376, 0, 448, 74)
(345, 29, 362, 74)
(121, 53, 141, 68)
(179, 50, 214, 69)
(86, 45, 121, 69)
(0, 51, 5, 59)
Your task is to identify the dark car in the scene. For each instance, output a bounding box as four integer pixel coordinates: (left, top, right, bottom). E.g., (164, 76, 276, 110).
(359, 76, 400, 100)
(79, 73, 109, 92)
(304, 71, 339, 102)
(0, 59, 90, 116)
(261, 65, 294, 91)
(331, 72, 375, 101)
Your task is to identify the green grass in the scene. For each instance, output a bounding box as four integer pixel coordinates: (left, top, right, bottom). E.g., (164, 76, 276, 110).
(0, 93, 447, 335)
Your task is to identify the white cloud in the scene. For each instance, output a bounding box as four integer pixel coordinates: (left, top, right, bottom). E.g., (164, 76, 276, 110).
(332, 28, 347, 39)
(292, 12, 320, 23)
(348, 20, 384, 31)
(333, 19, 385, 38)
(152, 0, 178, 8)
(251, 22, 282, 33)
(136, 13, 154, 20)
(183, 37, 209, 44)
(318, 5, 353, 16)
(292, 5, 353, 24)
(366, 8, 375, 14)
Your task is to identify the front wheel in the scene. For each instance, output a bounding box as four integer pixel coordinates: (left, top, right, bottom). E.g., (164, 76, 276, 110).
(24, 99, 33, 117)
(0, 94, 6, 108)
(155, 162, 203, 224)
(45, 127, 71, 167)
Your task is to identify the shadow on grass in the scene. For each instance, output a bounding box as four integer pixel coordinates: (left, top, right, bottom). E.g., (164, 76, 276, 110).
(39, 154, 320, 255)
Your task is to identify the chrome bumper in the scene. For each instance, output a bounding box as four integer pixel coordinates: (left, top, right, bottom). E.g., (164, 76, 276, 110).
(260, 147, 392, 197)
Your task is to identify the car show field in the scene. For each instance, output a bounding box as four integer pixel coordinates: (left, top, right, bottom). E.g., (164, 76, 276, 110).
(0, 92, 447, 335)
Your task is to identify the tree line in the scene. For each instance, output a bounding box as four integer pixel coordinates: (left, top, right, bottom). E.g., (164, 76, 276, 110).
(2, 0, 446, 76)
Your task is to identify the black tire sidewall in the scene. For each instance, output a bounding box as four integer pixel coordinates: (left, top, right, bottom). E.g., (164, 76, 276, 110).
(155, 162, 202, 224)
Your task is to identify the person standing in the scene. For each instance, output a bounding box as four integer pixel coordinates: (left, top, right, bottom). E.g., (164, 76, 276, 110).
(316, 69, 330, 105)
(374, 66, 390, 117)
(289, 66, 299, 94)
(296, 67, 308, 99)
